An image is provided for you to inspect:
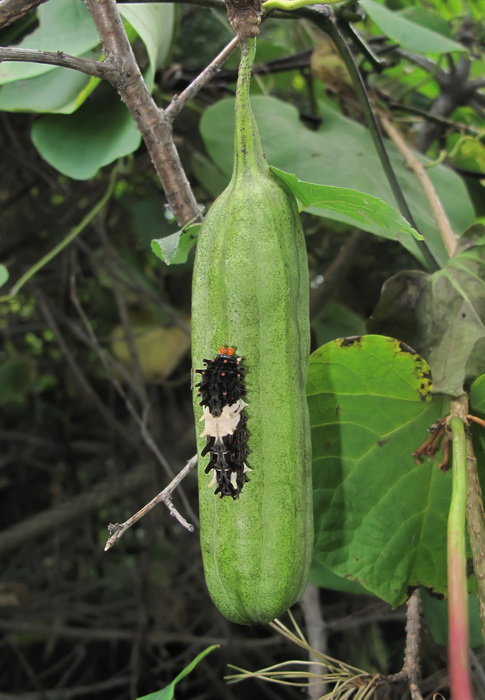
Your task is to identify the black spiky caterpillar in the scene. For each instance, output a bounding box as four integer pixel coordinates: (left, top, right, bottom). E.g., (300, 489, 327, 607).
(196, 347, 251, 499)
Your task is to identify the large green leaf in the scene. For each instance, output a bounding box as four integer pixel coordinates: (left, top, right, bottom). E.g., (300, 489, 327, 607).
(370, 226, 485, 396)
(31, 99, 141, 180)
(118, 3, 175, 88)
(0, 0, 100, 84)
(200, 96, 475, 267)
(308, 335, 452, 606)
(271, 167, 421, 244)
(360, 0, 466, 54)
(0, 51, 99, 114)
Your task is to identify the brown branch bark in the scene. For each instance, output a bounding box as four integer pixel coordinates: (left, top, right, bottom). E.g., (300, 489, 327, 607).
(0, 0, 46, 29)
(0, 47, 115, 79)
(83, 0, 201, 226)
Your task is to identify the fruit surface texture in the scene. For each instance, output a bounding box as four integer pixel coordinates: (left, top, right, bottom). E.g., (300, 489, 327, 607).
(192, 38, 313, 625)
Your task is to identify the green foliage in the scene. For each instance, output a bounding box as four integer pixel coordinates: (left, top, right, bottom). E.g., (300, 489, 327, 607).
(470, 374, 485, 416)
(421, 590, 484, 648)
(151, 224, 201, 265)
(360, 0, 467, 54)
(31, 101, 140, 179)
(370, 225, 485, 396)
(0, 0, 99, 84)
(313, 301, 366, 347)
(200, 95, 475, 267)
(0, 52, 100, 113)
(308, 335, 453, 606)
(271, 166, 422, 242)
(0, 264, 9, 288)
(0, 356, 34, 404)
(136, 646, 218, 700)
(0, 0, 175, 175)
(118, 4, 176, 89)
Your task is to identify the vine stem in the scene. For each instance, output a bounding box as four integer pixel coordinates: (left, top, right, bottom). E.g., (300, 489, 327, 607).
(232, 37, 268, 179)
(303, 12, 439, 271)
(379, 114, 457, 257)
(0, 163, 120, 302)
(448, 412, 473, 700)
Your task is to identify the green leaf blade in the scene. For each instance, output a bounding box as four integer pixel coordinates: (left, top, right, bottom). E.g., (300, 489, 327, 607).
(31, 100, 141, 180)
(201, 96, 474, 267)
(360, 0, 467, 54)
(271, 167, 422, 241)
(151, 224, 200, 265)
(308, 335, 451, 606)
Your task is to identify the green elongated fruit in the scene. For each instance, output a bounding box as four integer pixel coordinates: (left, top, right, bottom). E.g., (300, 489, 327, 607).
(192, 38, 313, 625)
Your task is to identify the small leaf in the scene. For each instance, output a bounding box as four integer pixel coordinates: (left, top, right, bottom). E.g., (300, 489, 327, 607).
(308, 335, 452, 606)
(0, 264, 9, 288)
(151, 224, 200, 265)
(31, 99, 141, 180)
(271, 166, 422, 242)
(360, 0, 466, 54)
(136, 645, 218, 700)
(470, 374, 485, 416)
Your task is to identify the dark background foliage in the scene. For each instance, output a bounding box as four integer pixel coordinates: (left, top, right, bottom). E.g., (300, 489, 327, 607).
(1, 0, 485, 697)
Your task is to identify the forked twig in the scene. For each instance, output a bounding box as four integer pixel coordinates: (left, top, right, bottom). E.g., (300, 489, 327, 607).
(105, 455, 198, 550)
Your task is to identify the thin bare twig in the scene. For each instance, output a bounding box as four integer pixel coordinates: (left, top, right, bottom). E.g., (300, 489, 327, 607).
(379, 113, 457, 258)
(403, 590, 423, 700)
(105, 455, 198, 548)
(69, 279, 168, 477)
(96, 218, 149, 409)
(165, 36, 240, 122)
(0, 47, 115, 80)
(38, 292, 139, 449)
(70, 276, 199, 528)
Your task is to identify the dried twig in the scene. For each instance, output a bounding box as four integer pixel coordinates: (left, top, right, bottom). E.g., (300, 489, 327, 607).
(38, 292, 139, 448)
(379, 113, 457, 257)
(105, 455, 198, 548)
(388, 590, 423, 699)
(165, 36, 240, 122)
(0, 47, 115, 79)
(96, 218, 149, 408)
